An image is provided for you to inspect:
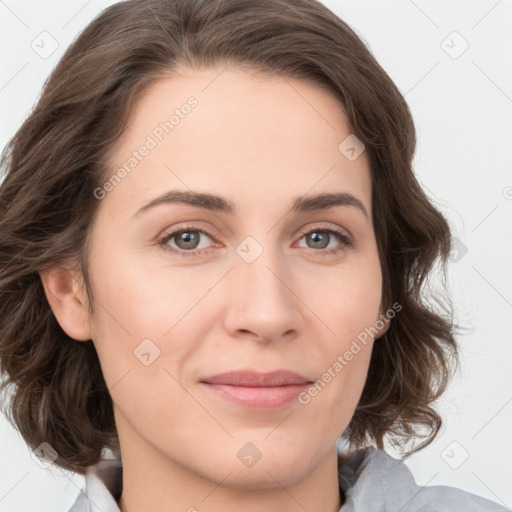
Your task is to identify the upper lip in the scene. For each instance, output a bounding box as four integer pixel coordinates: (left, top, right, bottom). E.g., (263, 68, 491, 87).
(200, 370, 312, 387)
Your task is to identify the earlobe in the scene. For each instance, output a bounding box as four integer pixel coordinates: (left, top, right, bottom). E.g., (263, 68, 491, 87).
(375, 304, 392, 340)
(39, 265, 92, 341)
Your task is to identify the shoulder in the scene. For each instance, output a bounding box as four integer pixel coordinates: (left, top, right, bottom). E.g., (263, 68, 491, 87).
(338, 447, 508, 512)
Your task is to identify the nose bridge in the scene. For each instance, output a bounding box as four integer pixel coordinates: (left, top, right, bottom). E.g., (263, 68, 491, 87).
(223, 234, 302, 341)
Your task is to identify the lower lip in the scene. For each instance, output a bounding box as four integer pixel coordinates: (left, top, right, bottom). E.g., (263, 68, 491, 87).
(200, 382, 311, 410)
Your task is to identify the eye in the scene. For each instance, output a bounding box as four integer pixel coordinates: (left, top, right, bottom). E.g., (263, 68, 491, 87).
(158, 224, 353, 257)
(159, 226, 217, 257)
(295, 226, 353, 255)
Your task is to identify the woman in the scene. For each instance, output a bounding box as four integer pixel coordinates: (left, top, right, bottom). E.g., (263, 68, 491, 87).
(0, 0, 506, 510)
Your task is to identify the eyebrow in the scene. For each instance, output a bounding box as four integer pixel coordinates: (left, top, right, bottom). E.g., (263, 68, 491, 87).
(133, 190, 369, 218)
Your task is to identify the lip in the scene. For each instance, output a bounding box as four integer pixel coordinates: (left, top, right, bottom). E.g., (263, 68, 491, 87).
(200, 369, 312, 387)
(199, 370, 313, 410)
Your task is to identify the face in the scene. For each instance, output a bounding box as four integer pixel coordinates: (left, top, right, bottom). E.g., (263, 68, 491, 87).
(82, 66, 385, 489)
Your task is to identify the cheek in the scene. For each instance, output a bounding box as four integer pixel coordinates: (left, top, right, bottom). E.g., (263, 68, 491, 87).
(316, 256, 383, 343)
(86, 250, 223, 401)
(88, 250, 216, 338)
(306, 254, 382, 410)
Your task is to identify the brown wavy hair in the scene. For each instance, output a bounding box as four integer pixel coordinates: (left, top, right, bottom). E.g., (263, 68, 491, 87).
(0, 0, 457, 475)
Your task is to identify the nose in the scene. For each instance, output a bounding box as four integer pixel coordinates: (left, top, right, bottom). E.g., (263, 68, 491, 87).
(222, 245, 304, 344)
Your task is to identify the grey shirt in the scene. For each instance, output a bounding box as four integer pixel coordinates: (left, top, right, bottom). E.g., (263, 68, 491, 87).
(68, 447, 508, 511)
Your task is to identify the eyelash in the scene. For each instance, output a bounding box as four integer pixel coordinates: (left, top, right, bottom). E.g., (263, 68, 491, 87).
(158, 224, 353, 258)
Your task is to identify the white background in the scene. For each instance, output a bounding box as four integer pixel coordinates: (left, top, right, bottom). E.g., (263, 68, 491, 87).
(0, 1, 511, 510)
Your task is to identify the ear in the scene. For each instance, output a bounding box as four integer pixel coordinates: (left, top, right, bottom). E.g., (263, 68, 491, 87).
(374, 302, 393, 340)
(39, 264, 91, 341)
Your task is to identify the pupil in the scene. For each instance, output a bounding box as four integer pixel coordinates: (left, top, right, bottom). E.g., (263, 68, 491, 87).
(178, 231, 199, 249)
(309, 231, 328, 249)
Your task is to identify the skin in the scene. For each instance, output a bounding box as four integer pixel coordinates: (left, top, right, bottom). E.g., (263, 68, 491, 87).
(41, 65, 388, 512)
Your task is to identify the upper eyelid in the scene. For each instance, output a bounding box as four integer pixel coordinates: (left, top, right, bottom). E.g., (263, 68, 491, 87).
(160, 225, 216, 242)
(160, 222, 349, 238)
(296, 223, 351, 238)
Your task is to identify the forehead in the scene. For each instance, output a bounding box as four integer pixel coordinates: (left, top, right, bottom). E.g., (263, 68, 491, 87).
(101, 66, 372, 218)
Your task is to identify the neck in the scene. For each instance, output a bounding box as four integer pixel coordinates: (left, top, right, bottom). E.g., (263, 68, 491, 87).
(117, 435, 342, 512)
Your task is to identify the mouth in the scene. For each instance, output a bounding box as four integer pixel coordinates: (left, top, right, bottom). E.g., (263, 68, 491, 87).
(199, 369, 313, 410)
